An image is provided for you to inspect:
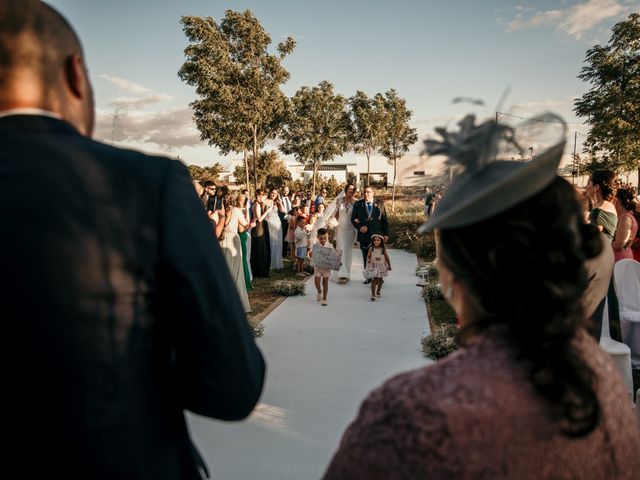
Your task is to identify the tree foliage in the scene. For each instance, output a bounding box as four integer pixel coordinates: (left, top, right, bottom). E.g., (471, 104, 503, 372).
(187, 163, 224, 182)
(377, 89, 418, 210)
(574, 13, 640, 183)
(232, 150, 291, 189)
(348, 91, 386, 187)
(178, 10, 295, 191)
(279, 81, 351, 197)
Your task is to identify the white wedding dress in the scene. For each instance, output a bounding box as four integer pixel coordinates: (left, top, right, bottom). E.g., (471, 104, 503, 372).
(266, 206, 284, 269)
(333, 200, 357, 280)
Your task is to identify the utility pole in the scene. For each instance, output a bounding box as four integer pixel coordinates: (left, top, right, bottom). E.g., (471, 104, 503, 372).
(572, 131, 578, 185)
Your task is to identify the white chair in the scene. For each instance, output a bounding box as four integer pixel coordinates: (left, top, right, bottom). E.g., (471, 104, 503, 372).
(599, 297, 634, 402)
(613, 259, 640, 369)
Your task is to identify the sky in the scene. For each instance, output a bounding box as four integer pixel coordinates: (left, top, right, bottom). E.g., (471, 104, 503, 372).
(47, 0, 640, 168)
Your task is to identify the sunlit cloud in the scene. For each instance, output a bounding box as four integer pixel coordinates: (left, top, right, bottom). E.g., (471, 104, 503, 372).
(99, 74, 153, 94)
(95, 107, 202, 150)
(497, 0, 636, 40)
(109, 94, 174, 110)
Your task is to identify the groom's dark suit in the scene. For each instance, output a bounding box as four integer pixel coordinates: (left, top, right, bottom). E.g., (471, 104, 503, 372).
(351, 198, 389, 266)
(0, 115, 265, 479)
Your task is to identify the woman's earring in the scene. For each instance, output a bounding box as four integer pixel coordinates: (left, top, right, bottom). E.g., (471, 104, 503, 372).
(444, 286, 453, 300)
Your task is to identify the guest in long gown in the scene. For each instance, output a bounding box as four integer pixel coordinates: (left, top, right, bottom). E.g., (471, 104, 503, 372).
(333, 183, 357, 283)
(219, 195, 252, 313)
(612, 187, 638, 262)
(236, 193, 254, 291)
(586, 169, 620, 339)
(250, 190, 271, 278)
(265, 188, 285, 270)
(324, 115, 640, 480)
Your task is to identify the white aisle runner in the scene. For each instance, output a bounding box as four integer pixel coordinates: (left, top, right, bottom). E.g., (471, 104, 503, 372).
(188, 247, 432, 480)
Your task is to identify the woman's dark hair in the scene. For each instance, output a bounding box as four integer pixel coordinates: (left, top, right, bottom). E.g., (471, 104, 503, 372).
(439, 177, 603, 437)
(590, 169, 617, 201)
(344, 183, 356, 193)
(616, 187, 638, 212)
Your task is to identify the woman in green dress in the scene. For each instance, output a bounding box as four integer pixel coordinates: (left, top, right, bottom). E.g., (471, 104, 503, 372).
(237, 193, 253, 291)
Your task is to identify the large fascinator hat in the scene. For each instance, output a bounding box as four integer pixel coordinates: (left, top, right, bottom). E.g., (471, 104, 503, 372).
(418, 113, 566, 233)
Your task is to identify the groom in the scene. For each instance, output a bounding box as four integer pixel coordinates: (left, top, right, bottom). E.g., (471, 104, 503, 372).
(351, 187, 389, 284)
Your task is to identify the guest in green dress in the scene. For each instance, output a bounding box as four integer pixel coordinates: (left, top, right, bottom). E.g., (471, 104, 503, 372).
(236, 194, 253, 291)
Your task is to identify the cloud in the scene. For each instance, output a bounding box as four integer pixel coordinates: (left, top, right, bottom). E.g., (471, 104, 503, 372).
(498, 0, 636, 39)
(99, 74, 153, 94)
(94, 107, 202, 150)
(109, 94, 174, 110)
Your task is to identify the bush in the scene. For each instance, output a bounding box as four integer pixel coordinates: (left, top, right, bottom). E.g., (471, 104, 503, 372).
(247, 317, 265, 337)
(422, 283, 444, 301)
(387, 202, 436, 261)
(421, 325, 458, 360)
(272, 279, 306, 296)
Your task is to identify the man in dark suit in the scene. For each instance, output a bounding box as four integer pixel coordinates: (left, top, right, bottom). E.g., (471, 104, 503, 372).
(351, 186, 389, 284)
(0, 2, 264, 479)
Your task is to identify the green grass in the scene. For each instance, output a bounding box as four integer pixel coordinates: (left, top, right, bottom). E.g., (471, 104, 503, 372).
(247, 258, 302, 320)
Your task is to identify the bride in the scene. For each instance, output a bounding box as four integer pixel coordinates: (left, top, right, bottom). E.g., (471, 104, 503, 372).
(333, 184, 357, 283)
(309, 184, 357, 284)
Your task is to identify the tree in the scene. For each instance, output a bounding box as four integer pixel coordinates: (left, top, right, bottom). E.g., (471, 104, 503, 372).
(378, 89, 418, 211)
(178, 10, 295, 192)
(348, 91, 386, 187)
(232, 150, 291, 189)
(187, 163, 224, 182)
(280, 81, 351, 197)
(574, 13, 640, 189)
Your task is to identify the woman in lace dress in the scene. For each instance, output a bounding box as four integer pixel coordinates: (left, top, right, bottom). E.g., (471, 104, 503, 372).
(219, 195, 252, 313)
(324, 119, 640, 480)
(333, 184, 357, 283)
(265, 188, 285, 270)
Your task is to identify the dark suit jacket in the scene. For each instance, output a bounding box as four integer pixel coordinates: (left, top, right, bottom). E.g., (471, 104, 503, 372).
(0, 115, 265, 479)
(350, 199, 389, 247)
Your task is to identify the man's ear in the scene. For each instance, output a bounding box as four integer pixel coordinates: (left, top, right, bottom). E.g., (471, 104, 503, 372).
(65, 54, 86, 100)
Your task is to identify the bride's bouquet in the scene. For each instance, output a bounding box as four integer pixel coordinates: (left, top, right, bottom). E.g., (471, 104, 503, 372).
(327, 217, 339, 229)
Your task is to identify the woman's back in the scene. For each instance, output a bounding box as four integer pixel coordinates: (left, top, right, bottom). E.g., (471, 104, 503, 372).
(324, 329, 640, 479)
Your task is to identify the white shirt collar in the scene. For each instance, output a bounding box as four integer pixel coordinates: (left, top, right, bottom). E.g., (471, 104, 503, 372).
(0, 108, 61, 120)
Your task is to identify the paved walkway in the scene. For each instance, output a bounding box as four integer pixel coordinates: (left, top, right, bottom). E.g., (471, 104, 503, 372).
(188, 247, 432, 480)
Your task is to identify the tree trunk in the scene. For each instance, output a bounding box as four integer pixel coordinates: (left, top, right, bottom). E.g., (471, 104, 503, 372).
(243, 149, 250, 194)
(392, 157, 397, 212)
(637, 165, 639, 193)
(312, 160, 318, 199)
(366, 150, 371, 187)
(252, 126, 258, 192)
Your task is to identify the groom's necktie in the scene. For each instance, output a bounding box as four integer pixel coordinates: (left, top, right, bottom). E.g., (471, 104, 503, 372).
(367, 202, 373, 216)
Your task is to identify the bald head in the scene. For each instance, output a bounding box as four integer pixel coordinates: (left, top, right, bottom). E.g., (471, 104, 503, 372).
(0, 0, 94, 136)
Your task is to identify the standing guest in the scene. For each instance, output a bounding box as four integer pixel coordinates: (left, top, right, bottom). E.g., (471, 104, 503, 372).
(351, 186, 389, 284)
(366, 234, 391, 301)
(315, 188, 328, 210)
(219, 195, 253, 313)
(203, 180, 216, 208)
(423, 186, 434, 219)
(265, 188, 285, 269)
(586, 169, 620, 340)
(292, 193, 302, 209)
(207, 182, 225, 212)
(333, 183, 358, 283)
(286, 206, 300, 260)
(324, 114, 640, 480)
(236, 194, 253, 292)
(586, 170, 618, 239)
(0, 2, 265, 478)
(280, 185, 292, 257)
(316, 202, 326, 216)
(310, 228, 334, 306)
(250, 190, 271, 278)
(304, 190, 314, 212)
(294, 216, 309, 276)
(612, 187, 638, 262)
